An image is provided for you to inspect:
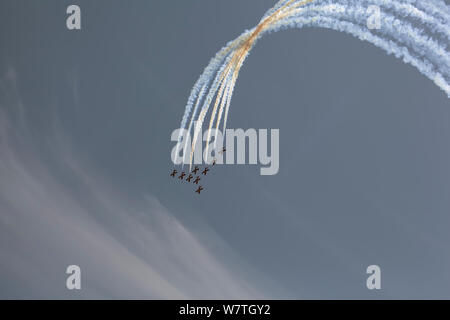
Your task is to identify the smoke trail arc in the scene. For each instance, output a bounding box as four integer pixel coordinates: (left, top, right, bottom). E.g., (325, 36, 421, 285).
(178, 0, 450, 167)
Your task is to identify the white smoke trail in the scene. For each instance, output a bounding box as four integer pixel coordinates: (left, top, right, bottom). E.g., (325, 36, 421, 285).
(178, 0, 450, 167)
(179, 30, 254, 137)
(290, 1, 450, 70)
(267, 16, 449, 90)
(267, 2, 449, 76)
(177, 34, 254, 162)
(263, 2, 450, 86)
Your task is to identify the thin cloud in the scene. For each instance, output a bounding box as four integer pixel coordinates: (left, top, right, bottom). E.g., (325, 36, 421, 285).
(0, 68, 265, 299)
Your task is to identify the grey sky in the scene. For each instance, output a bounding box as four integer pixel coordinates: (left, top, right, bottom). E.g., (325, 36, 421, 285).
(0, 0, 449, 299)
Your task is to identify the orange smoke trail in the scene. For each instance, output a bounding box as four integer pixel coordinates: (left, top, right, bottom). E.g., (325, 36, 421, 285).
(181, 0, 450, 168)
(195, 0, 316, 165)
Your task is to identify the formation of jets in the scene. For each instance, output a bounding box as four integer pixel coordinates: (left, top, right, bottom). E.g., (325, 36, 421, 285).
(169, 147, 226, 194)
(170, 165, 206, 194)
